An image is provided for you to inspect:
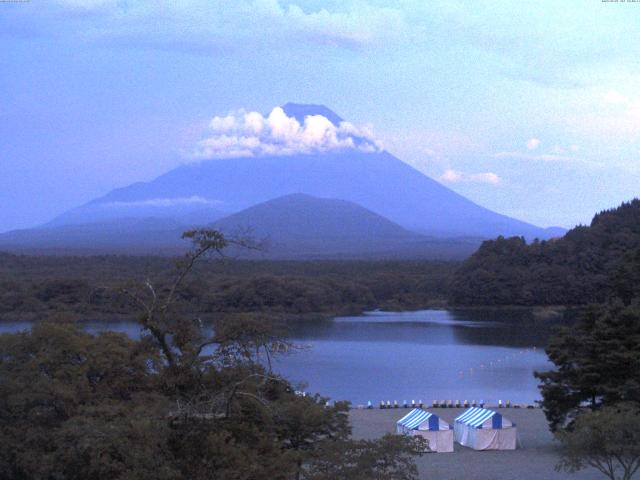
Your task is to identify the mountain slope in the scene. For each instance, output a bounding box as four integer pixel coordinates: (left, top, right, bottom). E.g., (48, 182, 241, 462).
(12, 103, 564, 255)
(212, 193, 482, 259)
(282, 102, 343, 125)
(449, 199, 640, 306)
(0, 194, 482, 259)
(52, 129, 559, 239)
(0, 218, 192, 255)
(212, 193, 421, 257)
(109, 149, 554, 238)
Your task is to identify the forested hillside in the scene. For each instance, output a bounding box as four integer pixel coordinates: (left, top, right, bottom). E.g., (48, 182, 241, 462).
(0, 255, 455, 320)
(449, 199, 640, 306)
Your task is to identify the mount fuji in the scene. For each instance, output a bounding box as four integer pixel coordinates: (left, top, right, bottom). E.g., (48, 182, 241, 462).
(0, 104, 564, 257)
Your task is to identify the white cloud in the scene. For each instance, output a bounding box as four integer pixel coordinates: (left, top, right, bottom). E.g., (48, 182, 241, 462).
(43, 0, 409, 51)
(8, 0, 640, 88)
(563, 91, 640, 141)
(439, 169, 501, 185)
(493, 151, 577, 163)
(493, 144, 605, 169)
(101, 196, 220, 208)
(472, 172, 501, 185)
(526, 138, 540, 150)
(604, 90, 628, 105)
(439, 169, 463, 183)
(190, 107, 382, 160)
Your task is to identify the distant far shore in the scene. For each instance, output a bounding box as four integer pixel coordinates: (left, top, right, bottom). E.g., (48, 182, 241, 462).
(0, 304, 582, 324)
(0, 304, 579, 324)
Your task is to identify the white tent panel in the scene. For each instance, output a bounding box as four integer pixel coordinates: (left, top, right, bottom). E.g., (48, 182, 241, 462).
(396, 408, 453, 453)
(411, 429, 455, 453)
(454, 408, 517, 451)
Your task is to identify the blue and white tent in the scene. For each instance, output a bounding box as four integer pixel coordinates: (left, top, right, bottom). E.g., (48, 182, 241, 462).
(454, 407, 517, 450)
(396, 409, 453, 453)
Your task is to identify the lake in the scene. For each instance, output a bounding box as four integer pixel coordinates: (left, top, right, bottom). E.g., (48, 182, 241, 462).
(0, 309, 554, 405)
(275, 309, 554, 406)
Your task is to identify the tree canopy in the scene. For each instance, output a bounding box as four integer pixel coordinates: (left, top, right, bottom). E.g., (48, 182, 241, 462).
(0, 230, 426, 480)
(535, 300, 640, 431)
(449, 199, 640, 306)
(555, 403, 640, 480)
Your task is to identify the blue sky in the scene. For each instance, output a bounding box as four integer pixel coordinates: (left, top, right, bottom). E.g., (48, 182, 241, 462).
(1, 0, 639, 232)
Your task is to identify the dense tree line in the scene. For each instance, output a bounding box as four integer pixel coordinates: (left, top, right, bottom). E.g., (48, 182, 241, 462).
(0, 317, 426, 479)
(0, 230, 426, 480)
(533, 238, 640, 479)
(536, 299, 640, 430)
(535, 291, 640, 479)
(449, 199, 640, 306)
(0, 254, 456, 320)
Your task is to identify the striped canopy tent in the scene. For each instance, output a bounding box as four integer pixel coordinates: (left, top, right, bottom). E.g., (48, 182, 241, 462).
(396, 409, 453, 453)
(454, 407, 517, 450)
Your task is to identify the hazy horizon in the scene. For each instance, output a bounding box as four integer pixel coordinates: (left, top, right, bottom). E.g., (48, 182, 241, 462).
(2, 1, 639, 233)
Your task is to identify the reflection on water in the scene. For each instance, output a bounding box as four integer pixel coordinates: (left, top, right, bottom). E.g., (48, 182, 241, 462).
(276, 309, 554, 405)
(0, 309, 556, 405)
(0, 321, 31, 335)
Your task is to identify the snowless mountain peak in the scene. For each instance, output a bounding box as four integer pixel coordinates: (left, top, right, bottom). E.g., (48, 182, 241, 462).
(281, 103, 344, 126)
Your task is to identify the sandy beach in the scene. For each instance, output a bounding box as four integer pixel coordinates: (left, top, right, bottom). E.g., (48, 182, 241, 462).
(349, 407, 604, 480)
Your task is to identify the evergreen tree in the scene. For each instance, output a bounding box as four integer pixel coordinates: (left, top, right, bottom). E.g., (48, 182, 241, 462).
(449, 199, 640, 306)
(536, 300, 640, 431)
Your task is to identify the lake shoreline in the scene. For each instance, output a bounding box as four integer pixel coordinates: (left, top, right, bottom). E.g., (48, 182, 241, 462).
(0, 304, 578, 324)
(3, 309, 554, 405)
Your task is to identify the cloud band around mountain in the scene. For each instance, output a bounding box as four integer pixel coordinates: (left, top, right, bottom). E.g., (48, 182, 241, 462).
(190, 107, 382, 160)
(100, 196, 220, 208)
(439, 169, 501, 185)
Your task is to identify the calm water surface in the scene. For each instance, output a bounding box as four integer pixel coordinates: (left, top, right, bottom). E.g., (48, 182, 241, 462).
(0, 309, 554, 405)
(276, 309, 554, 405)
